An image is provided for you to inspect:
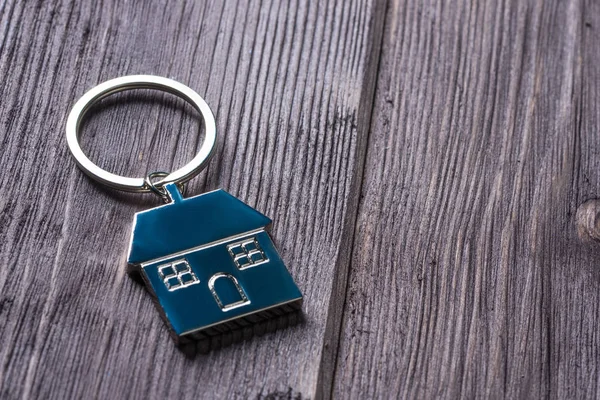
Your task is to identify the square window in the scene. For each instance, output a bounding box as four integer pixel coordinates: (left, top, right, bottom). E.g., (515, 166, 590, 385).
(236, 255, 251, 268)
(159, 265, 176, 278)
(250, 252, 264, 263)
(166, 277, 180, 289)
(243, 241, 258, 252)
(180, 273, 195, 284)
(228, 245, 245, 257)
(174, 262, 189, 273)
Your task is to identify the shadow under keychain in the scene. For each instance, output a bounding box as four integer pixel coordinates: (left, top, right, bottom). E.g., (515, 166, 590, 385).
(66, 75, 303, 350)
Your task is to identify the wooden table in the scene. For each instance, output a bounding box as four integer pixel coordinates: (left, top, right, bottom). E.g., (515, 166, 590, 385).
(1, 0, 599, 398)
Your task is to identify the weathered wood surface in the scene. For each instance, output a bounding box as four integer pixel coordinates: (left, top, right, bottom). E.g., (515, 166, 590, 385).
(334, 0, 600, 399)
(1, 0, 600, 399)
(0, 0, 385, 399)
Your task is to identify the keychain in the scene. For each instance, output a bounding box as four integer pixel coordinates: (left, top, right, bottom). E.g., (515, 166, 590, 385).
(66, 75, 303, 349)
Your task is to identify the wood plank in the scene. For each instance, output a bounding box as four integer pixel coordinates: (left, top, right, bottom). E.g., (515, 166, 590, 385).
(0, 1, 385, 398)
(333, 0, 600, 398)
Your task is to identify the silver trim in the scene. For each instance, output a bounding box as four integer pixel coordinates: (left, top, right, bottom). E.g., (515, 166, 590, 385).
(138, 229, 266, 267)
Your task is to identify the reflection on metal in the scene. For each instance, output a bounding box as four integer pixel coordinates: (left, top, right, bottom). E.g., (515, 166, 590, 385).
(208, 273, 250, 311)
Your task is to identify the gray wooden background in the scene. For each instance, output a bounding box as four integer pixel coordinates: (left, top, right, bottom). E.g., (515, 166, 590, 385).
(1, 0, 599, 399)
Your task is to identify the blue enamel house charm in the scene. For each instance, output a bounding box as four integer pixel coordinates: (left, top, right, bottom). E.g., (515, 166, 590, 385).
(67, 75, 302, 351)
(127, 184, 303, 346)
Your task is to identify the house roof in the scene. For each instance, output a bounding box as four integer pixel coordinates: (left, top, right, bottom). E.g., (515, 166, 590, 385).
(128, 184, 272, 265)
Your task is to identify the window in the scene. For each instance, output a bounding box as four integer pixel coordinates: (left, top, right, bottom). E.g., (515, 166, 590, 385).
(227, 237, 269, 269)
(158, 259, 199, 291)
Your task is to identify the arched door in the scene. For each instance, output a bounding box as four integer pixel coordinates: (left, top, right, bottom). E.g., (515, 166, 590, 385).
(208, 273, 250, 311)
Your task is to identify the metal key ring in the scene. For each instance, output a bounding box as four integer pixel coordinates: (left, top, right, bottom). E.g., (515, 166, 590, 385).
(66, 75, 217, 193)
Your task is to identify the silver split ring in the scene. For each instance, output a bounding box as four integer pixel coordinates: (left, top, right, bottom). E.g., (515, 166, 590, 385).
(66, 75, 217, 192)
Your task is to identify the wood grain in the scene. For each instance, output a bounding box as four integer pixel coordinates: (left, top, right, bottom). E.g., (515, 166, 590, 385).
(333, 0, 600, 398)
(3, 0, 600, 398)
(0, 1, 385, 399)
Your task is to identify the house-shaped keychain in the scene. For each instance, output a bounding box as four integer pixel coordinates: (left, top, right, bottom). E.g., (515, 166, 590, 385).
(127, 183, 303, 347)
